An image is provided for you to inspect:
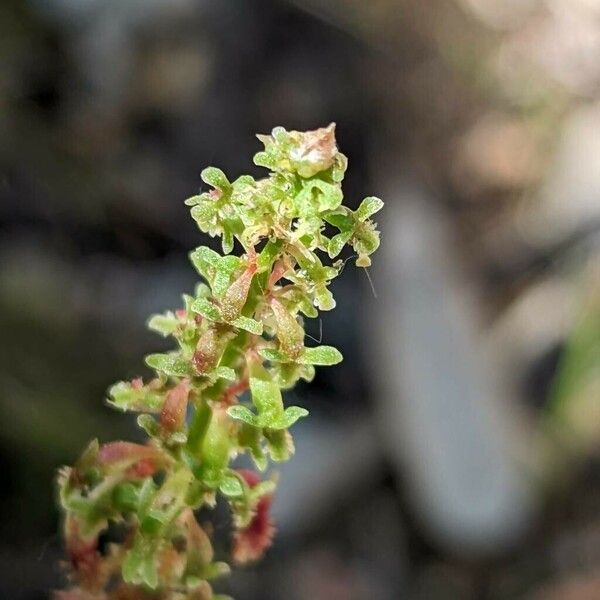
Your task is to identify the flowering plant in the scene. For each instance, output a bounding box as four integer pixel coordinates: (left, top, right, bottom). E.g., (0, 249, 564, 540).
(56, 124, 382, 599)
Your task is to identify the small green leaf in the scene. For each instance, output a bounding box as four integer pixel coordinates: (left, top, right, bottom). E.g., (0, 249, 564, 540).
(280, 405, 309, 428)
(257, 239, 284, 272)
(213, 256, 242, 297)
(356, 196, 384, 221)
(214, 366, 236, 381)
(227, 405, 261, 427)
(222, 229, 234, 254)
(137, 414, 159, 436)
(145, 353, 192, 377)
(190, 203, 216, 228)
(257, 348, 287, 362)
(191, 297, 221, 321)
(298, 346, 343, 366)
(324, 211, 353, 232)
(328, 231, 352, 258)
(184, 194, 201, 206)
(219, 472, 245, 498)
(190, 246, 221, 279)
(147, 312, 179, 337)
(249, 376, 284, 421)
(122, 535, 158, 589)
(202, 562, 231, 581)
(232, 315, 263, 335)
(201, 167, 229, 190)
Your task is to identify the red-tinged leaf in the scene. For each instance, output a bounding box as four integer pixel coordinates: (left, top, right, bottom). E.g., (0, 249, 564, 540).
(232, 470, 275, 564)
(64, 516, 105, 591)
(160, 380, 190, 432)
(97, 442, 164, 478)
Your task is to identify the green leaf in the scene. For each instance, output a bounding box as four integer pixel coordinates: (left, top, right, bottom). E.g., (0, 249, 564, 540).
(202, 562, 231, 581)
(353, 227, 380, 256)
(314, 284, 336, 311)
(257, 239, 284, 272)
(191, 297, 221, 321)
(190, 202, 216, 229)
(298, 345, 343, 366)
(122, 534, 158, 589)
(232, 315, 263, 335)
(311, 179, 343, 211)
(137, 414, 159, 436)
(222, 229, 234, 254)
(184, 194, 201, 206)
(214, 366, 236, 381)
(323, 211, 353, 232)
(147, 312, 179, 337)
(280, 405, 309, 428)
(249, 376, 284, 421)
(108, 381, 163, 412)
(257, 348, 287, 362)
(328, 231, 352, 258)
(212, 256, 242, 297)
(227, 404, 261, 427)
(201, 167, 230, 190)
(190, 246, 221, 279)
(145, 353, 191, 377)
(219, 472, 245, 498)
(356, 196, 384, 221)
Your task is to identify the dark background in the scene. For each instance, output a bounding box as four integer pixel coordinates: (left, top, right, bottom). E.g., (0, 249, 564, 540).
(2, 0, 600, 598)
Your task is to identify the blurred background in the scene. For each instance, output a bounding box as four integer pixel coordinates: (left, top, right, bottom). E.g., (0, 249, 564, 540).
(1, 0, 600, 598)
